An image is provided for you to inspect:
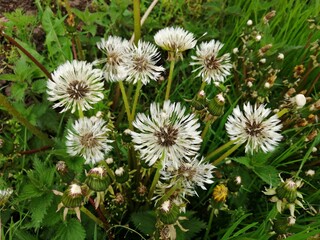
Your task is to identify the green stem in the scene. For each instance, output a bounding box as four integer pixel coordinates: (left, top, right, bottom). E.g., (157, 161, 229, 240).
(199, 81, 207, 92)
(78, 106, 84, 118)
(201, 120, 212, 139)
(211, 143, 241, 166)
(165, 60, 176, 100)
(133, 0, 141, 45)
(131, 80, 142, 121)
(277, 108, 288, 118)
(156, 183, 180, 207)
(80, 206, 104, 228)
(204, 207, 215, 240)
(0, 93, 53, 145)
(147, 162, 162, 201)
(119, 81, 133, 130)
(1, 31, 52, 80)
(205, 139, 237, 162)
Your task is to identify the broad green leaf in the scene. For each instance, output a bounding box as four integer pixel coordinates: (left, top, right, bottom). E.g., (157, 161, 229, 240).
(31, 79, 47, 94)
(253, 165, 280, 186)
(29, 193, 54, 229)
(54, 219, 86, 240)
(130, 211, 156, 235)
(10, 82, 28, 102)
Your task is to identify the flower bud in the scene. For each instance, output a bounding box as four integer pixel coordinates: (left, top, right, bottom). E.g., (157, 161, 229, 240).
(115, 167, 129, 183)
(56, 161, 75, 183)
(207, 93, 225, 116)
(157, 200, 180, 224)
(227, 176, 242, 192)
(62, 184, 83, 208)
(293, 94, 306, 108)
(85, 167, 110, 192)
(276, 179, 298, 203)
(247, 19, 253, 26)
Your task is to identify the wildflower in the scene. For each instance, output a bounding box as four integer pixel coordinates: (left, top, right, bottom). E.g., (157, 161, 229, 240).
(225, 103, 283, 154)
(157, 200, 180, 224)
(0, 188, 13, 206)
(125, 40, 165, 85)
(95, 36, 131, 82)
(130, 101, 202, 167)
(191, 39, 232, 84)
(263, 177, 305, 217)
(154, 26, 196, 60)
(85, 167, 110, 192)
(66, 116, 113, 164)
(161, 156, 215, 196)
(47, 60, 104, 113)
(212, 184, 228, 202)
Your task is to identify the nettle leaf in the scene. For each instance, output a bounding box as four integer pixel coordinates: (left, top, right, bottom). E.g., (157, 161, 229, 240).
(54, 219, 86, 240)
(31, 79, 47, 94)
(253, 165, 280, 186)
(176, 212, 206, 240)
(28, 193, 54, 229)
(130, 211, 156, 236)
(19, 184, 43, 201)
(32, 158, 55, 187)
(42, 7, 72, 62)
(10, 82, 28, 102)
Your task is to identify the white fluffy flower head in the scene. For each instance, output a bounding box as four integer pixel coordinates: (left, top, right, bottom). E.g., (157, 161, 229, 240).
(66, 116, 113, 164)
(125, 40, 165, 85)
(96, 36, 131, 82)
(226, 103, 282, 154)
(154, 26, 196, 59)
(47, 60, 104, 113)
(191, 39, 232, 84)
(161, 156, 215, 196)
(130, 101, 202, 167)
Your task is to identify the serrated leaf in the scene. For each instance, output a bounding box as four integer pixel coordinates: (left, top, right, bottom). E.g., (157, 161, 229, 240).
(130, 211, 156, 235)
(54, 219, 86, 240)
(33, 158, 55, 187)
(31, 79, 47, 94)
(10, 82, 28, 101)
(29, 193, 54, 229)
(19, 184, 43, 200)
(13, 229, 38, 240)
(176, 213, 206, 240)
(253, 165, 280, 186)
(231, 157, 251, 168)
(0, 73, 19, 81)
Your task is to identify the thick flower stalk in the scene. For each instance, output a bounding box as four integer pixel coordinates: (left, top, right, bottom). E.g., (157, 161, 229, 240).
(225, 103, 283, 154)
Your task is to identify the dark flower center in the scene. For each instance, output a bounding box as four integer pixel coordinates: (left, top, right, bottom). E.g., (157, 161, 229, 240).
(80, 132, 99, 148)
(245, 121, 263, 136)
(133, 56, 147, 72)
(108, 52, 121, 66)
(205, 56, 220, 70)
(154, 125, 178, 147)
(67, 80, 90, 100)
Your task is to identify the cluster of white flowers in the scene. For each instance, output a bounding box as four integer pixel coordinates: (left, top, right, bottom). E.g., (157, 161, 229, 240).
(45, 27, 283, 208)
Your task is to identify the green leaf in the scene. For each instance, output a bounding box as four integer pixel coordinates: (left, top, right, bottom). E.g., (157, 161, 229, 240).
(176, 213, 206, 240)
(0, 74, 19, 81)
(253, 165, 280, 186)
(29, 193, 54, 229)
(19, 184, 43, 200)
(54, 219, 86, 240)
(13, 229, 38, 240)
(221, 214, 251, 240)
(231, 157, 251, 168)
(10, 82, 28, 102)
(31, 79, 47, 94)
(130, 211, 156, 235)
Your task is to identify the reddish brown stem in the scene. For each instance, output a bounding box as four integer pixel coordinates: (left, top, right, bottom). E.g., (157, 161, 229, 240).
(18, 146, 52, 155)
(1, 31, 52, 80)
